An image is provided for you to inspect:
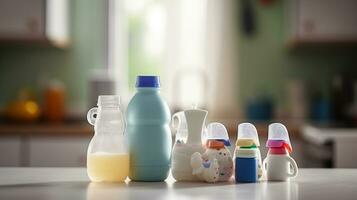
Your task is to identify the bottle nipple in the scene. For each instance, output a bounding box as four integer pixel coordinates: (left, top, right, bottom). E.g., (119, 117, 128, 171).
(267, 123, 292, 153)
(206, 122, 231, 146)
(236, 123, 260, 148)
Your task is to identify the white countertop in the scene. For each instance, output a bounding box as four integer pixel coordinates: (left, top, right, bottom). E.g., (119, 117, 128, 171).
(0, 168, 356, 200)
(302, 125, 357, 167)
(303, 125, 357, 145)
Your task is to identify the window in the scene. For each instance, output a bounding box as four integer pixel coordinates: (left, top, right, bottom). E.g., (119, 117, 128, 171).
(108, 0, 239, 119)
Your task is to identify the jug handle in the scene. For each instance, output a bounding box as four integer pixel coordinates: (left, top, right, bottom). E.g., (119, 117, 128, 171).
(286, 156, 298, 178)
(87, 107, 98, 126)
(171, 112, 181, 133)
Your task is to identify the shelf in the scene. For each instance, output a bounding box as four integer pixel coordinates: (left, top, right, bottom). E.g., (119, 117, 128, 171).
(0, 122, 92, 137)
(0, 0, 70, 49)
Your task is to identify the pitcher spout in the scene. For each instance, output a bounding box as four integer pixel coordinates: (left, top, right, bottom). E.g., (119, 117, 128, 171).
(184, 109, 208, 145)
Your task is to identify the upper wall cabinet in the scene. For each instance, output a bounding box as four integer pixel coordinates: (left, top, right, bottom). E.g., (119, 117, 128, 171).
(287, 0, 357, 45)
(0, 0, 69, 48)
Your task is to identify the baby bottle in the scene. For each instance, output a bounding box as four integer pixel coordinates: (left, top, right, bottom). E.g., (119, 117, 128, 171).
(235, 123, 262, 183)
(204, 123, 233, 181)
(86, 95, 128, 182)
(263, 123, 298, 181)
(126, 76, 171, 181)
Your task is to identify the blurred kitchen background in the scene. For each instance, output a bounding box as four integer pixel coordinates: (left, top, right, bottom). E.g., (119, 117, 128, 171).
(0, 0, 357, 168)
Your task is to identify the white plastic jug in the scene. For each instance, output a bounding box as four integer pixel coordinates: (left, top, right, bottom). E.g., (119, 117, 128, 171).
(171, 109, 207, 181)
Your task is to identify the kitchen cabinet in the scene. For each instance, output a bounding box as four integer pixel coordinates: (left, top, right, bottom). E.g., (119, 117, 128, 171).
(0, 123, 92, 167)
(288, 0, 357, 45)
(302, 125, 357, 168)
(29, 137, 90, 167)
(0, 136, 21, 166)
(0, 0, 69, 48)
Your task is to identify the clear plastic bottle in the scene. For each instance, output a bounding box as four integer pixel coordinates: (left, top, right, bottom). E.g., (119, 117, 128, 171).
(86, 95, 128, 182)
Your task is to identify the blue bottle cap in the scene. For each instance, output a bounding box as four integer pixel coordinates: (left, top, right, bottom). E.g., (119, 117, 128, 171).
(136, 76, 160, 88)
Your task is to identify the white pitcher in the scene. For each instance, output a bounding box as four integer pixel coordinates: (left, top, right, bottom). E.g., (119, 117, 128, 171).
(171, 109, 207, 181)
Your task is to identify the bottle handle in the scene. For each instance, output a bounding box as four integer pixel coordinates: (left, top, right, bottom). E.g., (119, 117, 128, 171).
(285, 156, 298, 178)
(87, 107, 98, 126)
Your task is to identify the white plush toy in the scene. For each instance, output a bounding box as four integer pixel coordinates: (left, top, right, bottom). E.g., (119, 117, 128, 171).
(190, 152, 219, 183)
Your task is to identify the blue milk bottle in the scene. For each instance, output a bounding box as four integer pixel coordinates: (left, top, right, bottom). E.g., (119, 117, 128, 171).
(126, 76, 172, 181)
(235, 148, 259, 182)
(235, 123, 262, 183)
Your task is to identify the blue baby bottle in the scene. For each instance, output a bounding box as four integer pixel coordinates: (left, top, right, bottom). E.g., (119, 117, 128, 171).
(126, 75, 172, 181)
(235, 123, 262, 183)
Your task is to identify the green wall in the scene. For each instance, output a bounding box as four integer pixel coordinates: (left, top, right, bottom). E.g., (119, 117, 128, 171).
(0, 0, 106, 111)
(1, 0, 357, 115)
(238, 0, 357, 111)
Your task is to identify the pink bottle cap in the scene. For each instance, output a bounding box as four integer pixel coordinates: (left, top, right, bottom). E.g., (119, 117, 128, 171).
(268, 147, 288, 155)
(266, 139, 285, 148)
(266, 140, 292, 153)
